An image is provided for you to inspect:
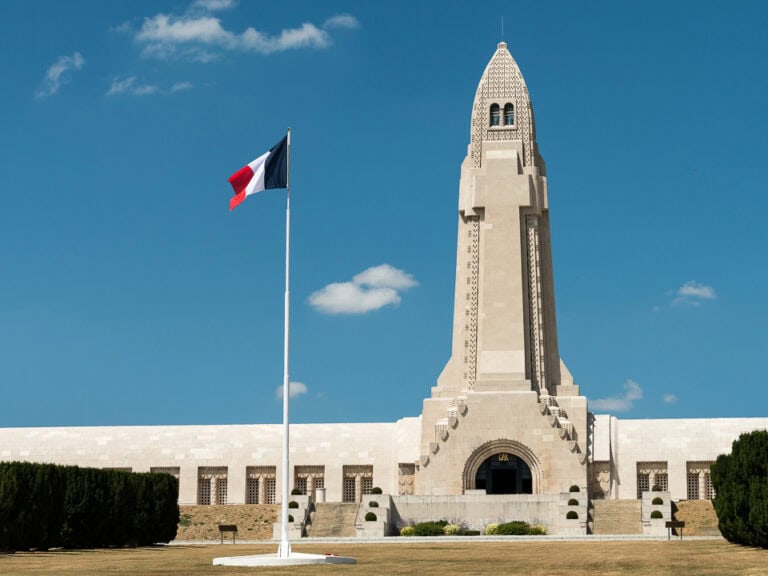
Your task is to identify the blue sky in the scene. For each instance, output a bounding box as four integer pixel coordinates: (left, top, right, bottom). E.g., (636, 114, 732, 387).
(1, 0, 767, 427)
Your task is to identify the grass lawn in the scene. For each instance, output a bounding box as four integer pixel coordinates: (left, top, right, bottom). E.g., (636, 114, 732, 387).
(2, 540, 767, 576)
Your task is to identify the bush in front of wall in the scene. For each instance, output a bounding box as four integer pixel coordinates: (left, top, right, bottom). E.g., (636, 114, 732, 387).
(495, 521, 531, 535)
(400, 526, 415, 536)
(412, 521, 447, 536)
(443, 524, 461, 535)
(485, 523, 499, 535)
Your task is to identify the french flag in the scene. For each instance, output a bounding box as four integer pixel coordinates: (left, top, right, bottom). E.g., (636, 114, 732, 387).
(228, 134, 288, 210)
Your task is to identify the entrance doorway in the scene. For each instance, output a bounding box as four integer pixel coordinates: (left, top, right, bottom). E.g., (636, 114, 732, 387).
(475, 453, 533, 494)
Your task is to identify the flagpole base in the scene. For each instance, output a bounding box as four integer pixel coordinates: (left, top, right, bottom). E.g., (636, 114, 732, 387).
(212, 552, 357, 566)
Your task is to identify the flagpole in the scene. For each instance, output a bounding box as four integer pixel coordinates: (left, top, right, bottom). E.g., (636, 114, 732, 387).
(278, 127, 292, 558)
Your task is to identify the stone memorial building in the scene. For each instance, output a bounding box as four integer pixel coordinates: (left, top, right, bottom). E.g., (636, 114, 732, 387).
(2, 43, 766, 535)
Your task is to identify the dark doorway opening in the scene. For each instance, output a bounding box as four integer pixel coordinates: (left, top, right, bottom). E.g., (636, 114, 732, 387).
(475, 453, 532, 494)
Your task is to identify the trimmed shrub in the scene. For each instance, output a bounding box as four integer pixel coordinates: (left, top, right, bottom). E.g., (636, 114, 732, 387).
(413, 521, 446, 536)
(652, 496, 664, 505)
(485, 523, 499, 535)
(443, 524, 461, 535)
(496, 521, 531, 535)
(365, 512, 377, 521)
(290, 488, 303, 495)
(399, 526, 415, 536)
(369, 500, 379, 508)
(568, 498, 579, 506)
(463, 530, 481, 536)
(528, 525, 547, 535)
(288, 501, 299, 509)
(569, 485, 580, 492)
(650, 510, 663, 519)
(711, 430, 768, 548)
(0, 462, 178, 552)
(371, 487, 383, 494)
(566, 511, 579, 520)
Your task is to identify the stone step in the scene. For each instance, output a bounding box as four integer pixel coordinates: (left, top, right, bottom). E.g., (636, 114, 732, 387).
(306, 503, 359, 538)
(591, 500, 643, 535)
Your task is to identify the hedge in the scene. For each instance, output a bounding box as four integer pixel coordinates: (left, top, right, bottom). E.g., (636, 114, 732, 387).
(0, 461, 178, 551)
(711, 430, 768, 548)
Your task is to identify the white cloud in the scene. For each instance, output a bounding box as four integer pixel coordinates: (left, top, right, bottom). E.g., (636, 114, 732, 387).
(309, 264, 418, 315)
(275, 381, 308, 399)
(352, 263, 417, 289)
(170, 81, 194, 92)
(323, 14, 360, 29)
(663, 393, 678, 404)
(36, 52, 84, 98)
(132, 1, 357, 60)
(192, 0, 236, 11)
(591, 380, 643, 412)
(672, 280, 716, 307)
(107, 76, 158, 96)
(107, 77, 193, 96)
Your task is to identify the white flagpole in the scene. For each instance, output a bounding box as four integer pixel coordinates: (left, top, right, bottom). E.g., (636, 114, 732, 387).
(278, 128, 292, 558)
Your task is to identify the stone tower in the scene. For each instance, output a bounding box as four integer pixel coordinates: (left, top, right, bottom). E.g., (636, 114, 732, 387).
(416, 43, 588, 495)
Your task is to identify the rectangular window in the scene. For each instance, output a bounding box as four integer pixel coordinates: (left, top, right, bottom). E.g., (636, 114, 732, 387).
(198, 478, 211, 505)
(343, 477, 356, 502)
(217, 478, 228, 505)
(687, 473, 699, 500)
(361, 477, 373, 495)
(246, 478, 259, 504)
(705, 474, 715, 499)
(636, 473, 649, 499)
(295, 477, 307, 495)
(264, 478, 276, 504)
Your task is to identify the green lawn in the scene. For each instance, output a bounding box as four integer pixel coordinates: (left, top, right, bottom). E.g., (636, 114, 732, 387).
(2, 540, 767, 576)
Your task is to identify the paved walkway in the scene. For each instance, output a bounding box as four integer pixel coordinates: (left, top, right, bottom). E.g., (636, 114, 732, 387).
(170, 534, 723, 546)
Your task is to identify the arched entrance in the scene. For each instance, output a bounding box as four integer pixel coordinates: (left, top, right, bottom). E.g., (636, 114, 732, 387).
(463, 439, 541, 494)
(475, 453, 532, 494)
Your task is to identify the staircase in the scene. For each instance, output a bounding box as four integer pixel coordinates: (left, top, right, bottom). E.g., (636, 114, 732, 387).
(591, 500, 642, 534)
(306, 503, 359, 537)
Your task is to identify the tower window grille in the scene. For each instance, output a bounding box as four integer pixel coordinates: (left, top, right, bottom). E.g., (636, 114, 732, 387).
(490, 103, 500, 126)
(655, 473, 668, 492)
(503, 103, 514, 125)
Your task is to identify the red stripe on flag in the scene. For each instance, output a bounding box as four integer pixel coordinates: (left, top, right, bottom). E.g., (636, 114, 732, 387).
(229, 191, 246, 211)
(228, 165, 255, 196)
